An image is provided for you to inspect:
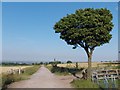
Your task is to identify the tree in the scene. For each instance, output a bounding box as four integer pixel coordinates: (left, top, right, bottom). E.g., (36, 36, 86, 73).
(76, 62, 78, 69)
(49, 59, 62, 67)
(40, 62, 43, 65)
(54, 8, 113, 79)
(67, 60, 72, 63)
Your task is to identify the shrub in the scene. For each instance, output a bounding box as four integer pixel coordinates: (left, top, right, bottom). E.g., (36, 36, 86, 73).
(50, 66, 83, 76)
(67, 61, 72, 63)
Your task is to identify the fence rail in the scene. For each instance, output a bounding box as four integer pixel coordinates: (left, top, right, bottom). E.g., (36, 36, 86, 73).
(2, 68, 25, 75)
(92, 69, 120, 89)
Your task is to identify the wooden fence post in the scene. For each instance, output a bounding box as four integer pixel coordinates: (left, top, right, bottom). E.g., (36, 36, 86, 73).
(18, 67, 21, 74)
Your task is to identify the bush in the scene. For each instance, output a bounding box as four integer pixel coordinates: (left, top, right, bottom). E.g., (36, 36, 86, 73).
(67, 61, 72, 63)
(50, 66, 83, 76)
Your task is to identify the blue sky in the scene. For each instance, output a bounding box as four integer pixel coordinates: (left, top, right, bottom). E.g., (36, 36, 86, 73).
(118, 2, 120, 60)
(2, 2, 118, 62)
(0, 2, 2, 63)
(2, 0, 120, 2)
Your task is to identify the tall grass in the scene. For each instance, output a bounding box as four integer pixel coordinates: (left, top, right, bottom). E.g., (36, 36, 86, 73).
(71, 78, 120, 89)
(71, 79, 100, 88)
(98, 79, 120, 89)
(1, 65, 40, 90)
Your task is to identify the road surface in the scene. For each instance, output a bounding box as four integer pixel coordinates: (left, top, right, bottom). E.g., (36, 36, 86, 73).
(8, 66, 75, 88)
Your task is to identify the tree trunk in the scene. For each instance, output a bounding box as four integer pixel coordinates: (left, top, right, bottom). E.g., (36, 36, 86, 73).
(84, 47, 93, 79)
(87, 53, 92, 79)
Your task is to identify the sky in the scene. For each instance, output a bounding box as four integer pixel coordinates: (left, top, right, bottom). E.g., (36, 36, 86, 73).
(1, 0, 120, 2)
(2, 2, 118, 63)
(0, 2, 2, 63)
(118, 2, 120, 60)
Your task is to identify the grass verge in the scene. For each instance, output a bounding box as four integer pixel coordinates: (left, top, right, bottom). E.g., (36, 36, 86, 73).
(1, 65, 40, 90)
(98, 79, 120, 89)
(71, 79, 120, 89)
(71, 79, 100, 89)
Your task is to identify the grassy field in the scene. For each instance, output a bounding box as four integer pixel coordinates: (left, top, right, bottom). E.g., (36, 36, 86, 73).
(46, 62, 100, 69)
(57, 62, 119, 68)
(1, 65, 40, 90)
(57, 62, 100, 68)
(0, 66, 32, 74)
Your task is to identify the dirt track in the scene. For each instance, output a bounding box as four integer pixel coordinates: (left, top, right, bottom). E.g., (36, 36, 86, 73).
(8, 66, 75, 88)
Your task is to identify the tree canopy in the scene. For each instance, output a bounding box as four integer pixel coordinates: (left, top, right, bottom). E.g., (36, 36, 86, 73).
(54, 8, 113, 50)
(67, 60, 72, 63)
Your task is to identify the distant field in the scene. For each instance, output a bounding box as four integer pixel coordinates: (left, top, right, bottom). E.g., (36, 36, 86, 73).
(1, 65, 40, 89)
(0, 66, 32, 74)
(56, 62, 100, 68)
(55, 62, 119, 68)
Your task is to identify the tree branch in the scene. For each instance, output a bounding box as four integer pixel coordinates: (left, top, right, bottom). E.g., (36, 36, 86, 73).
(78, 42, 85, 48)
